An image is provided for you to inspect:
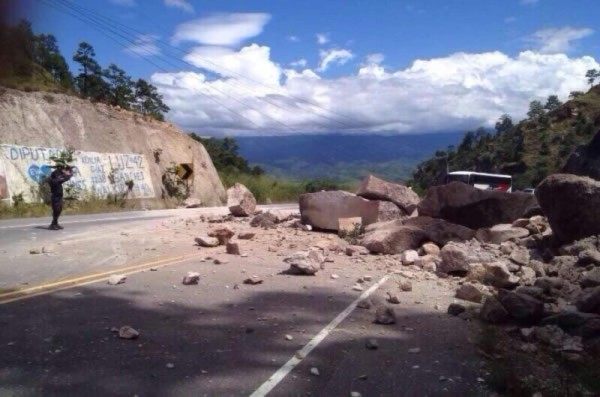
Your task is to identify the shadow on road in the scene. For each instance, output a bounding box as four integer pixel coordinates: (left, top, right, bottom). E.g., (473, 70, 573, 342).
(0, 283, 486, 397)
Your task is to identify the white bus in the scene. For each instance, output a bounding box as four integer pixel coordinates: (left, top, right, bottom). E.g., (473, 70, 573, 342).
(445, 171, 512, 192)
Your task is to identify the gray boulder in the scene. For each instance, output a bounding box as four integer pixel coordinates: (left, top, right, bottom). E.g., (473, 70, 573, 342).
(438, 242, 497, 274)
(284, 250, 324, 275)
(480, 296, 509, 324)
(535, 174, 600, 243)
(562, 131, 600, 181)
(227, 183, 257, 217)
(360, 217, 474, 255)
(575, 286, 600, 314)
(498, 291, 544, 324)
(418, 181, 539, 229)
(582, 268, 600, 288)
(484, 262, 520, 289)
(299, 191, 404, 232)
(356, 174, 420, 213)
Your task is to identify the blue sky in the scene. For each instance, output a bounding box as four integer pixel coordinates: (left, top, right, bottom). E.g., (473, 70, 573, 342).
(14, 0, 600, 135)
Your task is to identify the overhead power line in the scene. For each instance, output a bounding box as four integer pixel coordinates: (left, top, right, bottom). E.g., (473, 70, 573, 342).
(47, 0, 361, 130)
(40, 0, 294, 131)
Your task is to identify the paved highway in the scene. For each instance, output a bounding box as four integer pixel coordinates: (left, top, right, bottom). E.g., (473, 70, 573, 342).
(0, 204, 297, 292)
(0, 204, 489, 396)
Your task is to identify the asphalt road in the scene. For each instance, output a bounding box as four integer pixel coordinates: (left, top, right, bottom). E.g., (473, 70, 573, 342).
(0, 205, 489, 396)
(0, 204, 297, 292)
(0, 253, 488, 397)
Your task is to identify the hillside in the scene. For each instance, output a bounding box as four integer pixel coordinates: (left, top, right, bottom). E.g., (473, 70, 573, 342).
(412, 85, 600, 191)
(235, 133, 463, 183)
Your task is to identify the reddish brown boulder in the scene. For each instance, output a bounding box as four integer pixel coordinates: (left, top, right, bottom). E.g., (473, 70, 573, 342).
(299, 191, 404, 231)
(535, 174, 600, 243)
(356, 174, 420, 213)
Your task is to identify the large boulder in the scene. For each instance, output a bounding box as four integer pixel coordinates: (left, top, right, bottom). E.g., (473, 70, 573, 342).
(403, 217, 475, 245)
(361, 222, 428, 255)
(356, 174, 420, 213)
(418, 182, 539, 229)
(299, 191, 404, 231)
(360, 217, 475, 255)
(438, 241, 497, 274)
(576, 286, 600, 314)
(535, 174, 600, 243)
(498, 290, 544, 324)
(562, 132, 600, 181)
(227, 183, 257, 217)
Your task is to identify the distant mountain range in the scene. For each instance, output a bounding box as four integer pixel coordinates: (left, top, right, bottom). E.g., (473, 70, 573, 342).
(235, 133, 463, 182)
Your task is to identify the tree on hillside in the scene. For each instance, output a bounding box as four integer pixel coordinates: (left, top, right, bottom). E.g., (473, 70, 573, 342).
(544, 95, 562, 111)
(73, 42, 107, 100)
(189, 133, 264, 175)
(103, 64, 134, 109)
(0, 20, 35, 79)
(527, 100, 546, 120)
(34, 34, 73, 90)
(133, 79, 169, 121)
(569, 91, 584, 99)
(495, 114, 514, 135)
(586, 69, 600, 86)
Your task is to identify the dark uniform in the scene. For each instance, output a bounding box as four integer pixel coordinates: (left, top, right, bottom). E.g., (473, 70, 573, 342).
(49, 168, 72, 230)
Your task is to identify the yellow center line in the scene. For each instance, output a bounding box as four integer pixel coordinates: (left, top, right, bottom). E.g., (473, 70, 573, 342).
(0, 252, 205, 304)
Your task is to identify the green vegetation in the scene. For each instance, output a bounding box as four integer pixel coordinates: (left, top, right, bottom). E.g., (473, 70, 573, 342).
(412, 79, 600, 191)
(189, 134, 352, 203)
(0, 20, 168, 121)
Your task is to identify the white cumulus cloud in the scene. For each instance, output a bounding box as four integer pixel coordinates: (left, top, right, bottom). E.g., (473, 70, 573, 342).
(316, 33, 329, 45)
(164, 0, 194, 13)
(172, 13, 271, 46)
(151, 46, 599, 136)
(290, 58, 307, 68)
(287, 35, 299, 42)
(183, 44, 282, 86)
(529, 27, 594, 54)
(317, 48, 354, 72)
(365, 53, 385, 65)
(125, 34, 161, 56)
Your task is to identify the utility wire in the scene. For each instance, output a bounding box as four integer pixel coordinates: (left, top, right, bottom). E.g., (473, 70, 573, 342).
(50, 0, 359, 130)
(40, 0, 296, 131)
(48, 0, 307, 133)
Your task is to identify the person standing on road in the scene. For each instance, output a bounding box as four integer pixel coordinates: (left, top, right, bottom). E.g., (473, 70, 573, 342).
(48, 166, 73, 230)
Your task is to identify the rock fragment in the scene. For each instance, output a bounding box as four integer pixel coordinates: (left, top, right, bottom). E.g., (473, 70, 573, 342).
(194, 236, 219, 247)
(243, 276, 263, 285)
(226, 242, 241, 255)
(375, 307, 396, 324)
(284, 250, 324, 275)
(118, 326, 139, 340)
(182, 272, 200, 285)
(108, 274, 127, 285)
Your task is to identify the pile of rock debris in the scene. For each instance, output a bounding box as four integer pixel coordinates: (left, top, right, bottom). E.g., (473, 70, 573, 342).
(202, 173, 600, 360)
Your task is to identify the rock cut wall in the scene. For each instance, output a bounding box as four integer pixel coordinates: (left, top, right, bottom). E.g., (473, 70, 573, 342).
(0, 88, 225, 206)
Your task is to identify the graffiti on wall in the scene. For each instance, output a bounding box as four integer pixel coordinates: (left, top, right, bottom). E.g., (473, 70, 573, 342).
(0, 144, 156, 202)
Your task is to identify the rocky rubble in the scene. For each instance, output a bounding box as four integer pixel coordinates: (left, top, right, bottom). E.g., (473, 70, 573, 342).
(192, 172, 600, 363)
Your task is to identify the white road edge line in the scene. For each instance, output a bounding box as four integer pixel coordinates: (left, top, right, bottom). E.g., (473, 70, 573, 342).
(0, 215, 163, 229)
(0, 205, 297, 230)
(249, 274, 391, 397)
